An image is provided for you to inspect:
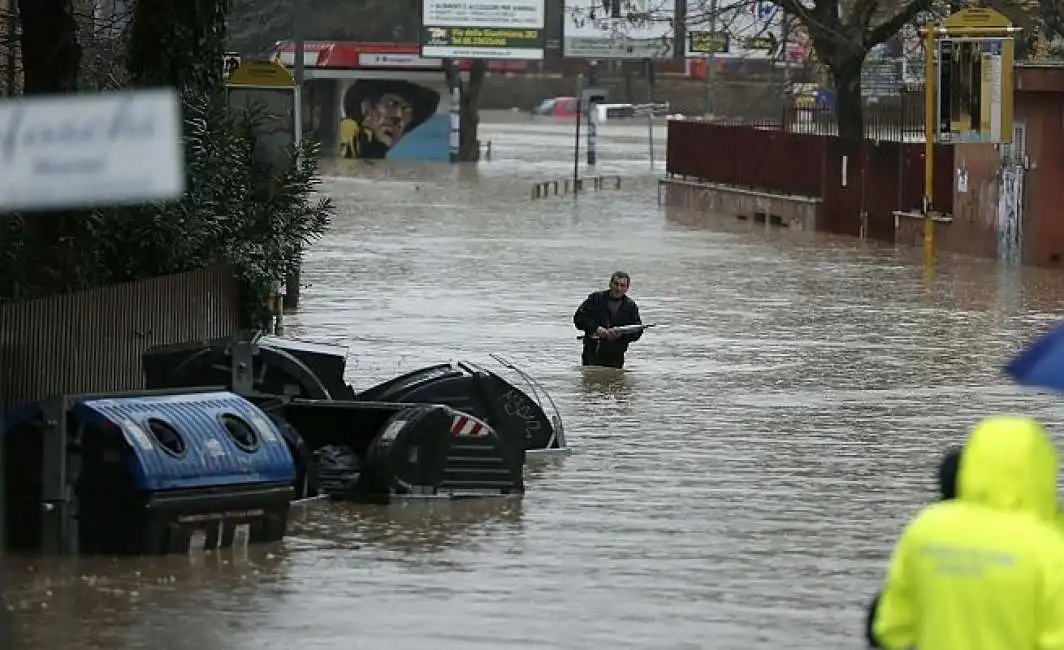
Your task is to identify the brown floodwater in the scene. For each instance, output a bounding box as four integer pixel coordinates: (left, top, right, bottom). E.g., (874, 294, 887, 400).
(9, 112, 1064, 649)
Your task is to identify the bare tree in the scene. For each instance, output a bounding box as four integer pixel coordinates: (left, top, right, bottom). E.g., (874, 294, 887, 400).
(19, 0, 82, 93)
(684, 0, 934, 138)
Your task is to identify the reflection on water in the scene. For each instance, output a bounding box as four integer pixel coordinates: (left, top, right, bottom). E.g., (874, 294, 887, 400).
(578, 366, 638, 406)
(9, 548, 287, 650)
(288, 498, 525, 559)
(10, 115, 1064, 649)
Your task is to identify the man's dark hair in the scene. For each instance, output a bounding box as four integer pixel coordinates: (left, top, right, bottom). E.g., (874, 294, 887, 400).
(610, 271, 631, 285)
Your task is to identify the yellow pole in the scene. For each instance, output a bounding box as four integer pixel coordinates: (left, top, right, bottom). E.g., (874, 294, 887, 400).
(923, 25, 936, 274)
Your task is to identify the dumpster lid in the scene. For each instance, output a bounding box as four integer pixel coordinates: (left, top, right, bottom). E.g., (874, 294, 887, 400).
(258, 335, 349, 359)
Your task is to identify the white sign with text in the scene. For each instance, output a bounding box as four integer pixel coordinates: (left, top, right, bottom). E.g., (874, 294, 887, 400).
(421, 0, 546, 59)
(562, 0, 675, 58)
(0, 88, 185, 212)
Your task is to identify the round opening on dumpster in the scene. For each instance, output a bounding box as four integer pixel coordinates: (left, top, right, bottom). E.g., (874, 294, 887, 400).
(221, 414, 260, 452)
(146, 419, 187, 458)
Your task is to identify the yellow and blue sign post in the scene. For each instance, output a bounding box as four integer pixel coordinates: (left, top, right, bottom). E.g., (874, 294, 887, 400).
(919, 8, 1020, 274)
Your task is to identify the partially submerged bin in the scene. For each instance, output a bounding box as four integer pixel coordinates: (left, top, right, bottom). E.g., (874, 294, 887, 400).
(333, 404, 524, 502)
(142, 331, 355, 400)
(3, 389, 296, 556)
(356, 357, 567, 456)
(259, 400, 524, 503)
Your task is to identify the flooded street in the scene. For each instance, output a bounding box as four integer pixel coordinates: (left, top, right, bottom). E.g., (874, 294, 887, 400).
(11, 112, 1064, 649)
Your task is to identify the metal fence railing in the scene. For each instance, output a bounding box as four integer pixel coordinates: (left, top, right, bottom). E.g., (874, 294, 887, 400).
(691, 95, 928, 143)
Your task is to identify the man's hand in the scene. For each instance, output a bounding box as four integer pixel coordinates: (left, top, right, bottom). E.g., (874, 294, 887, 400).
(605, 328, 620, 340)
(595, 326, 609, 339)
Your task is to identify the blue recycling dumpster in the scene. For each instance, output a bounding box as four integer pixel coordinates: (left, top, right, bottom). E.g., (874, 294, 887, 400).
(4, 390, 297, 556)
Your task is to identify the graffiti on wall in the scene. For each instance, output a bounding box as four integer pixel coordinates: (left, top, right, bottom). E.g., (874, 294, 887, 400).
(339, 79, 448, 161)
(996, 165, 1024, 265)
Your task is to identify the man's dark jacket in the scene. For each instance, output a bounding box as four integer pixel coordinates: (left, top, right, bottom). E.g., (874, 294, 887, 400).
(573, 290, 643, 368)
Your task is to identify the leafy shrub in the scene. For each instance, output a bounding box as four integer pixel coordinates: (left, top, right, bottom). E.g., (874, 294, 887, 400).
(0, 90, 333, 327)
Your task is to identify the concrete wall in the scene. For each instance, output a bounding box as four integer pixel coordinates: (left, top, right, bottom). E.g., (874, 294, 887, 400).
(895, 82, 1064, 270)
(895, 144, 1015, 262)
(660, 178, 821, 232)
(1017, 90, 1064, 267)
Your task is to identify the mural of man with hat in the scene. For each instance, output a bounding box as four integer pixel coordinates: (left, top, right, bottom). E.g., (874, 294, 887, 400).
(340, 79, 441, 159)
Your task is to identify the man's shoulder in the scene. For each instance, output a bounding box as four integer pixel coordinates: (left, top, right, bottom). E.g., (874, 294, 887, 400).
(905, 501, 1064, 548)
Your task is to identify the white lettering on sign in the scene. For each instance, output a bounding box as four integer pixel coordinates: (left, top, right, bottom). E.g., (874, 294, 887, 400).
(0, 88, 185, 212)
(423, 0, 545, 28)
(358, 53, 442, 68)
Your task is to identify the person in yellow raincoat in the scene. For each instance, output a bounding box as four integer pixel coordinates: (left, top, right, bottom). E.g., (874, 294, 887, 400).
(870, 415, 1064, 650)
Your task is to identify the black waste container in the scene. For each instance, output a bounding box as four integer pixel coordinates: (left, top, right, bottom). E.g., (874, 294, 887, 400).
(349, 404, 524, 502)
(356, 361, 561, 452)
(143, 332, 355, 400)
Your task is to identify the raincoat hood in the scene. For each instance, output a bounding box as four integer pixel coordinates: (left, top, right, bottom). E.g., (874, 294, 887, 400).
(957, 415, 1058, 521)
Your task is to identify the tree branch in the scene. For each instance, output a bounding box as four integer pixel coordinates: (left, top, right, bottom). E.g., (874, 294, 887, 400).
(868, 0, 933, 46)
(848, 0, 882, 33)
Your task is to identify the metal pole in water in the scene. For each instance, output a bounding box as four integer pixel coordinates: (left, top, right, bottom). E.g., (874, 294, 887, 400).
(285, 0, 306, 312)
(293, 0, 305, 137)
(705, 0, 719, 118)
(646, 58, 655, 169)
(922, 24, 936, 278)
(587, 59, 598, 166)
(449, 61, 461, 162)
(574, 81, 582, 196)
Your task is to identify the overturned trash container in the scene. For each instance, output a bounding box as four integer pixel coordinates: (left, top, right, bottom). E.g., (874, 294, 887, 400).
(327, 404, 524, 503)
(142, 331, 355, 400)
(3, 389, 297, 556)
(356, 359, 566, 456)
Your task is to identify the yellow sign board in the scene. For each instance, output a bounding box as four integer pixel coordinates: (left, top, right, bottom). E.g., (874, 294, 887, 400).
(935, 37, 1014, 144)
(687, 31, 727, 55)
(943, 7, 1012, 31)
(932, 8, 1016, 145)
(226, 60, 296, 88)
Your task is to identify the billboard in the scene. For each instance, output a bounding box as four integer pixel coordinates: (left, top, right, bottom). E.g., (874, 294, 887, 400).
(562, 0, 676, 59)
(420, 0, 546, 60)
(684, 0, 784, 59)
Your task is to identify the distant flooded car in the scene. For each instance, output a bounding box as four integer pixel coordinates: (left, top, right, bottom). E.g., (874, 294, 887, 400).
(531, 97, 671, 122)
(531, 97, 579, 118)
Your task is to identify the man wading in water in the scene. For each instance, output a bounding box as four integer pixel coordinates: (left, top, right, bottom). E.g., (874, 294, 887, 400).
(573, 271, 644, 369)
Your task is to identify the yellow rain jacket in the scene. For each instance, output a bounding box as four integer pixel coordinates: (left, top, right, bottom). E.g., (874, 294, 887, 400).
(873, 416, 1064, 650)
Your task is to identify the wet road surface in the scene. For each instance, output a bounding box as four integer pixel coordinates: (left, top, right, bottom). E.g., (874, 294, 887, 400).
(10, 113, 1064, 649)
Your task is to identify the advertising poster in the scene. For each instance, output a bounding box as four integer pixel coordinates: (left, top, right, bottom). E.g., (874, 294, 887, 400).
(420, 0, 546, 59)
(562, 0, 676, 59)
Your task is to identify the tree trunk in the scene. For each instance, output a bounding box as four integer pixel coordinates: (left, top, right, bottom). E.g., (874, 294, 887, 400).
(458, 59, 486, 161)
(127, 0, 228, 93)
(831, 60, 865, 141)
(18, 0, 80, 94)
(15, 0, 83, 298)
